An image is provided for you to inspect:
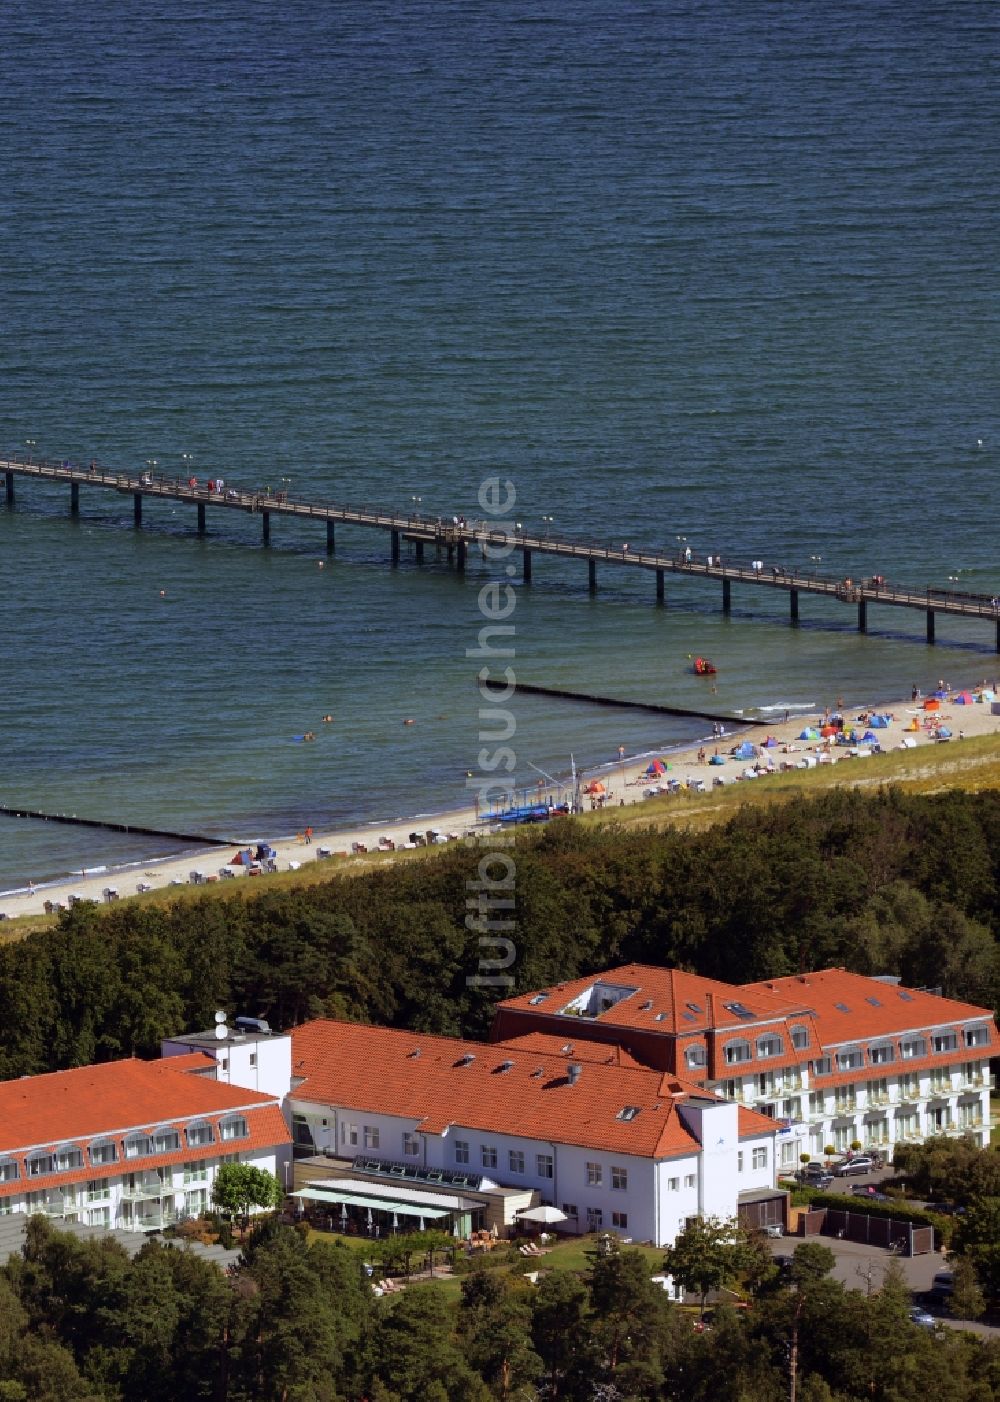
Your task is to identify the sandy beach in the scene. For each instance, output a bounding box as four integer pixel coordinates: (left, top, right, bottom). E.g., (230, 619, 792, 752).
(3, 681, 998, 921)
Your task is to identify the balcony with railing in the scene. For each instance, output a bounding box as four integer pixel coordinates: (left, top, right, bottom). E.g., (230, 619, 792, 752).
(120, 1206, 182, 1232)
(27, 1193, 79, 1218)
(121, 1178, 170, 1202)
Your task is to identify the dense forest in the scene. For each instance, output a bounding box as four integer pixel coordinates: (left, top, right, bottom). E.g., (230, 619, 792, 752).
(3, 1216, 998, 1402)
(1, 787, 998, 1077)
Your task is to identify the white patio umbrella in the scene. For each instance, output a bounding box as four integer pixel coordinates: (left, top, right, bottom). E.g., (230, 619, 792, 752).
(340, 1203, 348, 1229)
(516, 1204, 568, 1225)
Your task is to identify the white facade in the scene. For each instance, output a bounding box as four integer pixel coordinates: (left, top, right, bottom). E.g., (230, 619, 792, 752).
(161, 1030, 293, 1102)
(0, 1146, 284, 1233)
(287, 1090, 777, 1248)
(715, 1055, 993, 1163)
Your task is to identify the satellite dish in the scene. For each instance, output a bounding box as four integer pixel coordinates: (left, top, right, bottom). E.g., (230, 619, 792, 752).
(214, 1010, 227, 1024)
(214, 1024, 228, 1041)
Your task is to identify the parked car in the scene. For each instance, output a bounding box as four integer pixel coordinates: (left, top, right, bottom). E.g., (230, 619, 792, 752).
(851, 1184, 888, 1200)
(909, 1307, 939, 1330)
(796, 1167, 834, 1190)
(761, 1223, 784, 1239)
(835, 1155, 876, 1177)
(925, 1270, 954, 1304)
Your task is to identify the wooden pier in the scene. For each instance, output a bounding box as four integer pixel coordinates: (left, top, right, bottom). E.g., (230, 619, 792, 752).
(3, 453, 999, 650)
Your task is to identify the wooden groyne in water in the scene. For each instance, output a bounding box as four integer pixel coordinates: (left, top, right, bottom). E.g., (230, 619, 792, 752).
(0, 805, 231, 847)
(513, 682, 769, 727)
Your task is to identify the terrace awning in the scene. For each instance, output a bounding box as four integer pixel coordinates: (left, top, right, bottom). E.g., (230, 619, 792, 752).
(290, 1188, 449, 1218)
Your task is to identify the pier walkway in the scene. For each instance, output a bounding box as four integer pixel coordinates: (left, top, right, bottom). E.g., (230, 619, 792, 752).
(4, 453, 999, 650)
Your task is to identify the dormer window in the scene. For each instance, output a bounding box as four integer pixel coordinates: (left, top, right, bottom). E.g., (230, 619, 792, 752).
(870, 1044, 894, 1065)
(965, 1025, 989, 1048)
(724, 1038, 751, 1065)
(124, 1134, 152, 1160)
(152, 1128, 180, 1155)
(220, 1116, 249, 1142)
(810, 1057, 832, 1077)
(0, 1159, 18, 1183)
(186, 1121, 214, 1148)
(756, 1034, 783, 1059)
(790, 1025, 810, 1051)
(933, 1032, 958, 1054)
(26, 1151, 54, 1178)
(685, 1044, 707, 1069)
(54, 1145, 83, 1172)
(836, 1048, 863, 1071)
(89, 1139, 118, 1166)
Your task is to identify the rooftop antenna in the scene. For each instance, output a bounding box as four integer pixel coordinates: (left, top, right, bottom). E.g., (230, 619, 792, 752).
(214, 1009, 228, 1041)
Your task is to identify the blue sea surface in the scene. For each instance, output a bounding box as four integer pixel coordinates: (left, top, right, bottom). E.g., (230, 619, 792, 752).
(1, 1, 998, 888)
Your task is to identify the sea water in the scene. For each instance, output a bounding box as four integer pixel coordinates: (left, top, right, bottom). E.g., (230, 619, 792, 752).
(1, 0, 998, 888)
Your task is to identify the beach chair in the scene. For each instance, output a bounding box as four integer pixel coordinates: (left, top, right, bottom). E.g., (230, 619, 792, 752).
(136, 881, 152, 894)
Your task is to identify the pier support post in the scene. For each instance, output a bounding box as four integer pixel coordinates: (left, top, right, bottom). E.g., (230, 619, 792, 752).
(456, 540, 467, 571)
(722, 578, 731, 614)
(656, 568, 665, 604)
(414, 539, 424, 563)
(133, 492, 142, 527)
(926, 609, 935, 645)
(588, 558, 597, 593)
(197, 502, 206, 534)
(70, 482, 79, 517)
(857, 598, 867, 633)
(789, 588, 799, 623)
(523, 548, 532, 584)
(5, 470, 14, 505)
(326, 520, 335, 553)
(262, 511, 270, 545)
(391, 529, 400, 565)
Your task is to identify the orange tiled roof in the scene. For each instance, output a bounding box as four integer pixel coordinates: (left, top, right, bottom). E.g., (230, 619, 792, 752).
(157, 1050, 218, 1076)
(497, 1032, 646, 1070)
(738, 1105, 783, 1138)
(498, 963, 806, 1033)
(0, 1058, 287, 1157)
(741, 969, 998, 1049)
(291, 1020, 775, 1160)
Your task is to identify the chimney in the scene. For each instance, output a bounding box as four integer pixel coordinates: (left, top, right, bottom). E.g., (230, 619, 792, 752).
(567, 1063, 582, 1085)
(705, 993, 716, 1027)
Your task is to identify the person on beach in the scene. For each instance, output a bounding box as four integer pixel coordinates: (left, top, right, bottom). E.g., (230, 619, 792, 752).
(305, 826, 313, 844)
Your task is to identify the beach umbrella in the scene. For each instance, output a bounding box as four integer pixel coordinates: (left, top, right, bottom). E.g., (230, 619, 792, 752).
(922, 698, 940, 711)
(516, 1204, 568, 1224)
(366, 1207, 373, 1228)
(418, 1215, 425, 1232)
(392, 1212, 399, 1232)
(340, 1203, 348, 1229)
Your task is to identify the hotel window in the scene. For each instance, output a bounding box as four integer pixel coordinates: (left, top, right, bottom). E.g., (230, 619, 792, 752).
(87, 1206, 110, 1227)
(808, 1091, 824, 1115)
(151, 1129, 180, 1155)
(0, 1201, 11, 1215)
(899, 1074, 919, 1099)
(836, 1048, 863, 1071)
(508, 1150, 525, 1175)
(481, 1145, 498, 1170)
(721, 1079, 741, 1100)
(752, 1147, 767, 1170)
(221, 1116, 248, 1143)
(89, 1139, 118, 1165)
(586, 1162, 603, 1187)
(342, 1123, 359, 1148)
(186, 1123, 213, 1149)
(668, 1177, 679, 1191)
(55, 1146, 83, 1173)
(611, 1166, 628, 1191)
(870, 1044, 894, 1065)
(684, 1173, 696, 1188)
(363, 1126, 380, 1150)
(834, 1088, 854, 1112)
(724, 1039, 751, 1065)
(402, 1132, 420, 1158)
(757, 1034, 783, 1059)
(537, 1153, 554, 1179)
(965, 1025, 989, 1048)
(866, 1079, 888, 1103)
(612, 1211, 628, 1229)
(0, 1160, 18, 1184)
(587, 1207, 604, 1230)
(26, 1152, 54, 1178)
(737, 1152, 744, 1173)
(782, 1098, 801, 1121)
(901, 1038, 926, 1060)
(454, 1140, 469, 1164)
(757, 1072, 775, 1097)
(86, 1180, 109, 1203)
(685, 1044, 707, 1069)
(249, 1051, 258, 1067)
(895, 1111, 918, 1138)
(929, 1071, 951, 1094)
(562, 1203, 579, 1219)
(124, 1135, 152, 1160)
(933, 1032, 958, 1054)
(183, 1161, 208, 1184)
(790, 1025, 810, 1050)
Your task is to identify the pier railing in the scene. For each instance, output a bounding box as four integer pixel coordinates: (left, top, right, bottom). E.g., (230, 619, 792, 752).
(3, 451, 999, 647)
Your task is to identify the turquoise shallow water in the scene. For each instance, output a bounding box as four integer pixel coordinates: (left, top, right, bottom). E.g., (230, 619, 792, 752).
(1, 1, 998, 889)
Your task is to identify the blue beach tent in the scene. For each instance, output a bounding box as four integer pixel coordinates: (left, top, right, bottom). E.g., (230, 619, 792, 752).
(733, 741, 757, 760)
(869, 714, 890, 728)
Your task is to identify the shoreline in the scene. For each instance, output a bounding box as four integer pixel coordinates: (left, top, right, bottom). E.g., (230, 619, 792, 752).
(2, 680, 998, 919)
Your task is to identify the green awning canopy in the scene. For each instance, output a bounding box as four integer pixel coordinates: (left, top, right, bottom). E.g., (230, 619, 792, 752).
(290, 1188, 449, 1218)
